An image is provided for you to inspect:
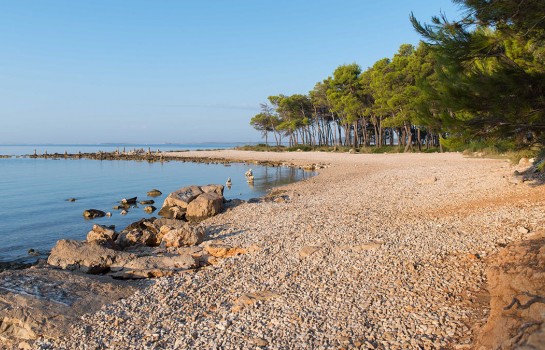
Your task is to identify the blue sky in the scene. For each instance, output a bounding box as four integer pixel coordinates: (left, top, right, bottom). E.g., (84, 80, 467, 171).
(0, 0, 462, 144)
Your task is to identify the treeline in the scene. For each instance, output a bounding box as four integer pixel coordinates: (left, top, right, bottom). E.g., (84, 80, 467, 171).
(251, 0, 545, 152)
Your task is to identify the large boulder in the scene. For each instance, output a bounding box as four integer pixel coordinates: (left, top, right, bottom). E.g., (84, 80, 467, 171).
(161, 223, 205, 247)
(48, 240, 134, 274)
(186, 192, 223, 220)
(162, 186, 203, 209)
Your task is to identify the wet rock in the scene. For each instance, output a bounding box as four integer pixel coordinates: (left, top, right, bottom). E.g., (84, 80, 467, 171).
(66, 198, 76, 202)
(144, 205, 157, 213)
(121, 197, 137, 205)
(139, 200, 155, 205)
(147, 189, 162, 197)
(82, 209, 106, 219)
(186, 192, 223, 220)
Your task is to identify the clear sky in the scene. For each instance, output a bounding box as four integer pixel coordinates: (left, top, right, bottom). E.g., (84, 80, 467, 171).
(0, 0, 462, 144)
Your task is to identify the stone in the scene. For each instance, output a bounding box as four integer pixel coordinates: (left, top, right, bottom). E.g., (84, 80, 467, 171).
(147, 189, 162, 197)
(232, 291, 280, 312)
(421, 176, 438, 184)
(116, 229, 159, 248)
(204, 243, 247, 258)
(299, 245, 320, 258)
(121, 197, 137, 205)
(144, 205, 157, 213)
(139, 200, 155, 205)
(162, 186, 203, 209)
(86, 224, 117, 245)
(186, 192, 223, 220)
(47, 240, 134, 274)
(509, 175, 524, 184)
(0, 268, 137, 342)
(109, 254, 196, 279)
(200, 184, 225, 197)
(250, 338, 269, 347)
(82, 209, 106, 219)
(517, 226, 530, 234)
(474, 231, 545, 349)
(353, 241, 383, 251)
(66, 198, 76, 202)
(161, 223, 205, 247)
(120, 209, 128, 215)
(158, 205, 186, 220)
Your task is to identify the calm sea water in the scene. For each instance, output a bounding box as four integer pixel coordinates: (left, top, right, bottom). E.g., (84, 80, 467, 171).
(0, 153, 313, 263)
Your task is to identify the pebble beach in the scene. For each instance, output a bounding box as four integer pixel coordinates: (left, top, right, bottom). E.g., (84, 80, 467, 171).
(40, 150, 544, 349)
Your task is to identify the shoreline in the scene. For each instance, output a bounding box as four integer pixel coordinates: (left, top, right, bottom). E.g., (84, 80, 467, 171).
(4, 150, 545, 348)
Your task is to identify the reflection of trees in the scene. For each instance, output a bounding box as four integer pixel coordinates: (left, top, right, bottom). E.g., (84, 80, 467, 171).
(249, 166, 315, 192)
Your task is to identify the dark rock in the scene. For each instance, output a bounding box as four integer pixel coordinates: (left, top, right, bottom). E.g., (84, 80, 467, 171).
(144, 205, 157, 213)
(82, 209, 106, 219)
(139, 200, 155, 205)
(147, 189, 162, 197)
(66, 198, 76, 202)
(123, 218, 157, 233)
(27, 249, 40, 257)
(121, 197, 137, 205)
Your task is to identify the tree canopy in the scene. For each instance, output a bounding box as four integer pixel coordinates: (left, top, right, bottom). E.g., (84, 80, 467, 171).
(250, 0, 545, 151)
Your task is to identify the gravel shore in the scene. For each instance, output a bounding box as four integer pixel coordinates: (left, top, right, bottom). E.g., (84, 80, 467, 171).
(41, 151, 544, 349)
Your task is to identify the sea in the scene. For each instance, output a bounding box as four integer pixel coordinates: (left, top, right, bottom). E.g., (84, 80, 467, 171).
(0, 143, 313, 263)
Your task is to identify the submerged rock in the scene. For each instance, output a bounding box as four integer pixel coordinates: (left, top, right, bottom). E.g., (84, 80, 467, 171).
(144, 205, 157, 213)
(82, 209, 106, 219)
(147, 189, 162, 197)
(121, 197, 137, 205)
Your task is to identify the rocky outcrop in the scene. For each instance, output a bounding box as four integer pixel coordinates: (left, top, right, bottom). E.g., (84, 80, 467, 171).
(47, 240, 133, 274)
(159, 184, 225, 221)
(0, 268, 137, 343)
(474, 231, 545, 349)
